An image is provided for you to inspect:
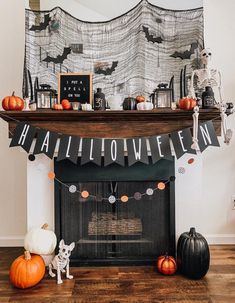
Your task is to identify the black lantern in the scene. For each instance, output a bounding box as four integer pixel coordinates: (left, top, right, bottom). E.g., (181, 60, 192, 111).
(152, 83, 174, 108)
(35, 84, 57, 109)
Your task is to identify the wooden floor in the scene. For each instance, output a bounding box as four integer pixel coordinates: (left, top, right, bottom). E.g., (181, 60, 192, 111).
(0, 246, 235, 303)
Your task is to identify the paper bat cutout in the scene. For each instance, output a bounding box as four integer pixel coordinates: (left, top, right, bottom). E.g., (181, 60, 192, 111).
(30, 14, 51, 31)
(95, 61, 118, 76)
(43, 47, 71, 64)
(170, 42, 198, 60)
(142, 26, 163, 44)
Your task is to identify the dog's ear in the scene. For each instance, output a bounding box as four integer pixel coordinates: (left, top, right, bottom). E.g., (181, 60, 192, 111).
(70, 242, 75, 251)
(59, 239, 65, 248)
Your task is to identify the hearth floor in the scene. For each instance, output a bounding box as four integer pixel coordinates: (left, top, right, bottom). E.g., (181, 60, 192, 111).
(0, 245, 234, 303)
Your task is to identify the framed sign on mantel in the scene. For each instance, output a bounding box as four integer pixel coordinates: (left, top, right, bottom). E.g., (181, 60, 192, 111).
(58, 73, 92, 104)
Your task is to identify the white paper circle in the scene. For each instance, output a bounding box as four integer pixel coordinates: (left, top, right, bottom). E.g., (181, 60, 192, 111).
(146, 188, 154, 196)
(178, 167, 186, 174)
(69, 185, 77, 193)
(108, 195, 116, 204)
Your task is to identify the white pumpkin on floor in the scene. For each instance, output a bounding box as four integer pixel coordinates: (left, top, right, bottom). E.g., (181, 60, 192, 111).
(24, 223, 57, 255)
(137, 102, 154, 110)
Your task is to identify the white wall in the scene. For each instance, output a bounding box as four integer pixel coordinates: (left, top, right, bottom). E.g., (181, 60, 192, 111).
(0, 0, 27, 246)
(176, 0, 235, 243)
(0, 0, 235, 246)
(40, 0, 106, 21)
(77, 0, 203, 20)
(202, 0, 235, 241)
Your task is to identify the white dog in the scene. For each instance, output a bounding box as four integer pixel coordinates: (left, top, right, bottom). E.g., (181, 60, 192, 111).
(48, 239, 75, 284)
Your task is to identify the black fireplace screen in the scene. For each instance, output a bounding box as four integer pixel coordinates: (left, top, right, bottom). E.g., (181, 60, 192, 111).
(55, 159, 175, 266)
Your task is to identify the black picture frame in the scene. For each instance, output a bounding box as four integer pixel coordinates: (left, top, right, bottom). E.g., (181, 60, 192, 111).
(58, 73, 92, 104)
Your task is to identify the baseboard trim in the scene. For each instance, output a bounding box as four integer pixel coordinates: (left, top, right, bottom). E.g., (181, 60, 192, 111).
(0, 236, 24, 247)
(205, 234, 235, 245)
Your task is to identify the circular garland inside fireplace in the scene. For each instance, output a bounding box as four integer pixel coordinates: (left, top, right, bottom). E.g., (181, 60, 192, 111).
(48, 170, 173, 203)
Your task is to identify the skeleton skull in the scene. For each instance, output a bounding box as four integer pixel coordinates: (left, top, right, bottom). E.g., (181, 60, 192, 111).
(200, 48, 212, 66)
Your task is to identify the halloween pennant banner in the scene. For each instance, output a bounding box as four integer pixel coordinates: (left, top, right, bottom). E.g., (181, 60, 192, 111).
(9, 120, 219, 166)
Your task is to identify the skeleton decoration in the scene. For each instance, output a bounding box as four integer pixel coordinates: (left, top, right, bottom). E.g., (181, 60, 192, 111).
(219, 103, 233, 145)
(189, 48, 223, 103)
(190, 48, 233, 147)
(48, 239, 75, 284)
(191, 106, 200, 151)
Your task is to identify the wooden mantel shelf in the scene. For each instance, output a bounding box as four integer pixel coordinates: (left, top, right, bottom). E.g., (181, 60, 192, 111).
(1, 108, 221, 138)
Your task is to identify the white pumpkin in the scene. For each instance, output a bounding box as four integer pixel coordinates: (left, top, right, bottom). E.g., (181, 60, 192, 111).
(81, 103, 93, 111)
(137, 102, 154, 110)
(41, 253, 55, 266)
(24, 223, 57, 255)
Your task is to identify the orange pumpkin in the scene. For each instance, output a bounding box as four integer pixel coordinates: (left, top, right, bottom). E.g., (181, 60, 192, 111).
(9, 251, 45, 289)
(157, 254, 177, 275)
(61, 99, 71, 110)
(178, 97, 197, 110)
(53, 104, 63, 110)
(136, 95, 145, 103)
(2, 92, 24, 111)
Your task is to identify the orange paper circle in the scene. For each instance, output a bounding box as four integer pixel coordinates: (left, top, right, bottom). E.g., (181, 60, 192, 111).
(157, 182, 165, 190)
(188, 158, 195, 165)
(120, 195, 129, 203)
(48, 171, 55, 180)
(81, 191, 89, 199)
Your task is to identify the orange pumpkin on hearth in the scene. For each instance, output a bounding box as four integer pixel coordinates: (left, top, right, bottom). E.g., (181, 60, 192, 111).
(2, 92, 24, 111)
(178, 97, 197, 110)
(157, 254, 177, 275)
(9, 251, 45, 288)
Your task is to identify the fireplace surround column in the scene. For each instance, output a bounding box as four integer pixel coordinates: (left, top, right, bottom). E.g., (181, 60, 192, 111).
(27, 154, 54, 230)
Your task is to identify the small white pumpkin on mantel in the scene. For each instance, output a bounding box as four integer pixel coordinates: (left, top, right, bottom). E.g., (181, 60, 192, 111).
(24, 223, 57, 255)
(137, 102, 154, 110)
(81, 103, 93, 111)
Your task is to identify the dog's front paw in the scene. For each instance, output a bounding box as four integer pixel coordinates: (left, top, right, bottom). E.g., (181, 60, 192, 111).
(67, 275, 73, 280)
(61, 269, 66, 273)
(49, 272, 56, 278)
(57, 279, 63, 284)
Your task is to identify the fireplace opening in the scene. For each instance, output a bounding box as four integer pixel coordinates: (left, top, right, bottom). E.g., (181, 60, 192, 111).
(55, 157, 175, 266)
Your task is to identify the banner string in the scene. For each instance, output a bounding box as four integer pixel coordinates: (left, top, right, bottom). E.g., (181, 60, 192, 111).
(0, 111, 21, 123)
(50, 173, 173, 203)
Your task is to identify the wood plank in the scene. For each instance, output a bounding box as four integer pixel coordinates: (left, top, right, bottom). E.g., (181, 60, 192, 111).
(0, 245, 234, 302)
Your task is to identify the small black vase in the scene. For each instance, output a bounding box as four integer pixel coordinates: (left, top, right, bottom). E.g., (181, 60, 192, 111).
(94, 88, 105, 110)
(177, 227, 210, 279)
(202, 86, 215, 109)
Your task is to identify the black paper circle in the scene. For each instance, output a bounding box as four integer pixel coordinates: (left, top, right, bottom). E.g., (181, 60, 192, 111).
(28, 154, 35, 161)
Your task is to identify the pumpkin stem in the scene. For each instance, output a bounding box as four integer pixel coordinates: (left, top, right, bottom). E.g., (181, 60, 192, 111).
(24, 251, 31, 261)
(12, 91, 15, 96)
(41, 223, 49, 230)
(189, 227, 196, 236)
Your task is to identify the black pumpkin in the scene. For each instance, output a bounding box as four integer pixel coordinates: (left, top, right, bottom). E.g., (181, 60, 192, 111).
(123, 97, 136, 110)
(177, 227, 210, 279)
